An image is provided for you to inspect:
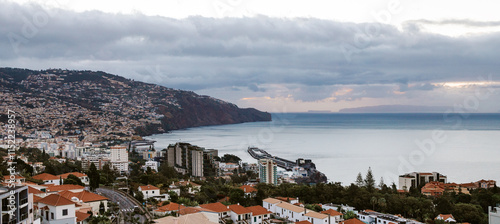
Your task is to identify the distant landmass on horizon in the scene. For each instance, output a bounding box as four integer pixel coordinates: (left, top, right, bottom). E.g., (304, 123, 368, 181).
(338, 105, 451, 113)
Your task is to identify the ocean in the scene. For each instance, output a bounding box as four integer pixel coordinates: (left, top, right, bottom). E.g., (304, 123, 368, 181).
(146, 113, 500, 186)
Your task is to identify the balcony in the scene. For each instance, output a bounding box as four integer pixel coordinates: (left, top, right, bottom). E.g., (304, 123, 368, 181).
(20, 197, 29, 207)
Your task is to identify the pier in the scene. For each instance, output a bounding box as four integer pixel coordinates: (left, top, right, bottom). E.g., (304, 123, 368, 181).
(247, 147, 301, 171)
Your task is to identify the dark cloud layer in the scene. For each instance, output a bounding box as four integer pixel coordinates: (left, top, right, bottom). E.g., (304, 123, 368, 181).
(1, 1, 500, 109)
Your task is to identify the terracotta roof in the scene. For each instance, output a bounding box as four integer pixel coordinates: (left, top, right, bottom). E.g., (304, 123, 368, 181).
(38, 194, 75, 206)
(295, 221, 312, 224)
(139, 185, 160, 191)
(33, 195, 42, 203)
(247, 206, 272, 216)
(179, 207, 214, 215)
(47, 184, 85, 192)
(263, 198, 282, 204)
(155, 203, 186, 212)
(419, 173, 433, 175)
(75, 211, 91, 222)
(436, 214, 455, 221)
(58, 172, 88, 179)
(32, 173, 59, 181)
(200, 202, 230, 213)
(305, 211, 328, 219)
(277, 202, 304, 213)
(239, 185, 257, 193)
(154, 212, 217, 224)
(340, 218, 366, 224)
(276, 197, 297, 202)
(3, 175, 24, 180)
(59, 190, 109, 202)
(321, 209, 343, 216)
(28, 186, 44, 194)
(228, 204, 252, 215)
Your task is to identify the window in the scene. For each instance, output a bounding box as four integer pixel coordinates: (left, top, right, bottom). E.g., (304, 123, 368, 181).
(63, 209, 68, 216)
(254, 217, 257, 222)
(152, 191, 155, 194)
(51, 212, 54, 220)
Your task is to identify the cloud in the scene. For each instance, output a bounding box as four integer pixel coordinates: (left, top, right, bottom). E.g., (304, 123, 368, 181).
(1, 1, 500, 111)
(407, 19, 500, 27)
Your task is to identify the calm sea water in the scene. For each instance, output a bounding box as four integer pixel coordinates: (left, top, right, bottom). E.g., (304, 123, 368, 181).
(146, 113, 500, 186)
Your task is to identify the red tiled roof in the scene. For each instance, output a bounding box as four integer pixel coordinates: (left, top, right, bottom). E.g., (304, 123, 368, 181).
(321, 209, 343, 216)
(228, 204, 251, 215)
(38, 194, 75, 206)
(59, 190, 108, 202)
(179, 207, 214, 215)
(139, 185, 160, 191)
(340, 218, 366, 224)
(75, 211, 91, 222)
(47, 184, 84, 192)
(276, 197, 296, 202)
(155, 203, 186, 212)
(436, 214, 455, 221)
(58, 172, 88, 179)
(247, 205, 272, 216)
(32, 173, 59, 181)
(28, 186, 44, 194)
(3, 175, 24, 180)
(295, 221, 312, 224)
(200, 202, 230, 213)
(33, 195, 42, 203)
(239, 185, 257, 193)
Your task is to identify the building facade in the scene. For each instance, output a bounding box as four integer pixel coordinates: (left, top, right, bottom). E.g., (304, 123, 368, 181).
(110, 146, 129, 174)
(259, 159, 277, 185)
(399, 172, 447, 190)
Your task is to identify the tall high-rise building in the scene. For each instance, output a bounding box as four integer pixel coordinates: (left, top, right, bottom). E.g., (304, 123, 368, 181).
(163, 143, 218, 177)
(110, 146, 129, 174)
(259, 159, 278, 185)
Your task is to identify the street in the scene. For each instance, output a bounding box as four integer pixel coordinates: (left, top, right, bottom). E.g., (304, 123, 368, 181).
(97, 188, 148, 224)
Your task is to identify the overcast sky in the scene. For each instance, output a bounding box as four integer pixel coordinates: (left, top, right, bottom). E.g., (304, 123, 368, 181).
(1, 0, 500, 112)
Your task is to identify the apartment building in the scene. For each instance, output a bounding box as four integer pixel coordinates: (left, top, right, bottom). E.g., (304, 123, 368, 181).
(0, 186, 33, 224)
(399, 172, 447, 190)
(110, 146, 129, 174)
(259, 159, 278, 185)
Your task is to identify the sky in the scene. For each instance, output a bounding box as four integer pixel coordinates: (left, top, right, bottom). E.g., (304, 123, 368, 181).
(1, 0, 500, 112)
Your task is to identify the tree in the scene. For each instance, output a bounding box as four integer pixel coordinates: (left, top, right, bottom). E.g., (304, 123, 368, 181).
(229, 188, 245, 205)
(378, 177, 385, 189)
(88, 163, 100, 191)
(355, 172, 364, 187)
(364, 167, 375, 191)
(343, 211, 357, 220)
(134, 191, 144, 203)
(453, 203, 488, 224)
(63, 174, 85, 186)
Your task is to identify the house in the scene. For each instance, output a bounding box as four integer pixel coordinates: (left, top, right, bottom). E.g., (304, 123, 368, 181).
(239, 185, 257, 197)
(321, 209, 344, 224)
(3, 175, 26, 184)
(276, 201, 306, 223)
(321, 203, 355, 212)
(37, 194, 77, 223)
(276, 197, 299, 204)
(262, 198, 282, 214)
(139, 185, 161, 199)
(340, 218, 365, 224)
(477, 179, 496, 189)
(58, 172, 90, 185)
(304, 211, 329, 224)
(247, 205, 272, 224)
(59, 190, 109, 215)
(154, 212, 218, 224)
(200, 202, 231, 222)
(33, 173, 61, 185)
(229, 204, 252, 224)
(153, 202, 186, 215)
(170, 181, 201, 194)
(435, 214, 456, 223)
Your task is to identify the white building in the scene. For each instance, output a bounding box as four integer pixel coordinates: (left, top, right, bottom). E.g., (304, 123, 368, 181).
(32, 173, 61, 185)
(305, 211, 329, 224)
(228, 204, 252, 224)
(37, 194, 77, 224)
(139, 185, 161, 200)
(435, 214, 456, 223)
(262, 198, 282, 214)
(247, 206, 272, 224)
(143, 160, 159, 172)
(110, 146, 129, 174)
(0, 185, 34, 224)
(399, 172, 447, 190)
(489, 206, 500, 224)
(275, 201, 306, 223)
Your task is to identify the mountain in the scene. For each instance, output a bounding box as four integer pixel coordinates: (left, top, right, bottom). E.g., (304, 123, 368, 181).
(0, 68, 271, 137)
(338, 105, 451, 113)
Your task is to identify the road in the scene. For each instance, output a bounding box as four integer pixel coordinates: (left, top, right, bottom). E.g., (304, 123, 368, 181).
(97, 188, 148, 224)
